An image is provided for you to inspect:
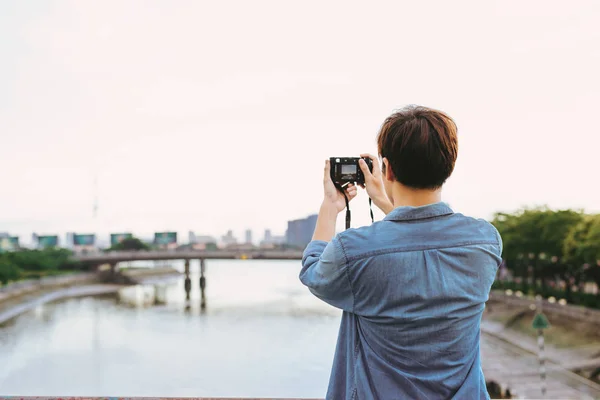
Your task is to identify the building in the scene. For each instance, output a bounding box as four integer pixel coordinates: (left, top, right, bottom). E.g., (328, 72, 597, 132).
(286, 214, 318, 249)
(259, 236, 286, 249)
(0, 233, 19, 253)
(221, 230, 237, 247)
(259, 229, 286, 248)
(189, 231, 217, 244)
(245, 229, 252, 244)
(65, 232, 74, 249)
(71, 233, 97, 254)
(189, 231, 218, 250)
(264, 229, 272, 243)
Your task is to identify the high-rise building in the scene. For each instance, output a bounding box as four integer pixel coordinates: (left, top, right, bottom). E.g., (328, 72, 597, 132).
(286, 214, 318, 249)
(66, 232, 74, 249)
(245, 229, 252, 244)
(264, 229, 272, 242)
(221, 230, 237, 246)
(259, 229, 285, 248)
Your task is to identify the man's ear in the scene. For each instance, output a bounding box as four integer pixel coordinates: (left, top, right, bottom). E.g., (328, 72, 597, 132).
(382, 157, 395, 182)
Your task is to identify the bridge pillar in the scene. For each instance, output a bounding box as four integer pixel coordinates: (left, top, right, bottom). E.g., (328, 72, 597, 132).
(184, 259, 191, 301)
(200, 258, 206, 310)
(184, 259, 190, 276)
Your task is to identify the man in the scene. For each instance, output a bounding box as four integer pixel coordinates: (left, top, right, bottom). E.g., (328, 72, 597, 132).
(300, 105, 502, 399)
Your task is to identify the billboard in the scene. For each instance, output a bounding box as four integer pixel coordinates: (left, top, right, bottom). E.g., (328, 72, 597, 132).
(154, 232, 177, 245)
(110, 233, 133, 246)
(38, 235, 59, 248)
(73, 234, 95, 246)
(0, 236, 19, 252)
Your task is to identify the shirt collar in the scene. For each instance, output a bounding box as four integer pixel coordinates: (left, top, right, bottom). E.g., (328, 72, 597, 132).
(383, 201, 454, 222)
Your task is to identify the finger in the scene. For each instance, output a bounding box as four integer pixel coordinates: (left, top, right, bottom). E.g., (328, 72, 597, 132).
(323, 159, 332, 183)
(359, 153, 382, 178)
(358, 158, 375, 182)
(347, 189, 358, 200)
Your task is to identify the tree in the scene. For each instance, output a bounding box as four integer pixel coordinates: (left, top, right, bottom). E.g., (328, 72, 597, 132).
(564, 214, 600, 296)
(3, 248, 77, 272)
(0, 258, 22, 284)
(108, 237, 150, 251)
(492, 207, 583, 292)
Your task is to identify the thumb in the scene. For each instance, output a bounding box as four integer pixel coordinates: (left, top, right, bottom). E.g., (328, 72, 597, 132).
(324, 159, 332, 183)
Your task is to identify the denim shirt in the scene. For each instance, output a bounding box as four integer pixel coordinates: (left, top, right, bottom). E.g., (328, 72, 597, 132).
(300, 202, 502, 400)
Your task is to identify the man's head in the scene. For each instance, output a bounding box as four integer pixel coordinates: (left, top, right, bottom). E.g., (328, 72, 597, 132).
(377, 105, 458, 200)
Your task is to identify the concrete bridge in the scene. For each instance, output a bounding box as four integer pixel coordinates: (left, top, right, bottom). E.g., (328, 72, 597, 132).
(74, 249, 304, 264)
(75, 249, 304, 310)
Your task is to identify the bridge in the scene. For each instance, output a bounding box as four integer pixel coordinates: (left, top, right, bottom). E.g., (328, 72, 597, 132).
(74, 249, 305, 264)
(75, 249, 305, 310)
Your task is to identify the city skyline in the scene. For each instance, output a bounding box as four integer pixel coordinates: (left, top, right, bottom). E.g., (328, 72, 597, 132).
(1, 214, 314, 248)
(1, 1, 599, 240)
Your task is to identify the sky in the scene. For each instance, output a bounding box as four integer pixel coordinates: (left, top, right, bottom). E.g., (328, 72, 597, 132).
(1, 0, 599, 245)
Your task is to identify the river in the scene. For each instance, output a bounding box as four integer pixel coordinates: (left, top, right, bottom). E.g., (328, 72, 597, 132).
(3, 260, 599, 399)
(0, 260, 341, 398)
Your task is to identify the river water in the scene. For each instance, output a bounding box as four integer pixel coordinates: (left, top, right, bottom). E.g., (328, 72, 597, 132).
(0, 260, 341, 398)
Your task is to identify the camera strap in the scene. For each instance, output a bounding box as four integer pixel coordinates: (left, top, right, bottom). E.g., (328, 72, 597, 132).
(336, 183, 374, 230)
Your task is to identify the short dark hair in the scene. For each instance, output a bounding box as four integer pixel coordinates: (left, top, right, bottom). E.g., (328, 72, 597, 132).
(377, 105, 458, 190)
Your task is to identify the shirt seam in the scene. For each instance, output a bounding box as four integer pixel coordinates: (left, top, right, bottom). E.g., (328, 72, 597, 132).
(336, 236, 356, 314)
(384, 211, 454, 222)
(346, 240, 499, 262)
(495, 229, 503, 257)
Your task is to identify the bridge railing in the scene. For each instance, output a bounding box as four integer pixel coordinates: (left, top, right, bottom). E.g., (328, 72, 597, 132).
(74, 249, 305, 263)
(0, 397, 321, 400)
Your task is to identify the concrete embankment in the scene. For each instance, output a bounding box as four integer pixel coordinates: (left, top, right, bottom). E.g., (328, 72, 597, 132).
(0, 283, 123, 324)
(0, 267, 181, 325)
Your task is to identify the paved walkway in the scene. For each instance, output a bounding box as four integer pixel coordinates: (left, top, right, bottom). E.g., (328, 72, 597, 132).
(481, 320, 600, 399)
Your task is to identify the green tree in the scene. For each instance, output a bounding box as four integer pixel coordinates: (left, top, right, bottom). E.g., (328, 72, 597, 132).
(108, 237, 150, 251)
(2, 248, 78, 272)
(564, 214, 600, 296)
(0, 257, 22, 284)
(492, 207, 583, 292)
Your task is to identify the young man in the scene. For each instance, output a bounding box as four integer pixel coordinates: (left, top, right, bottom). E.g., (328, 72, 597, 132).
(300, 105, 502, 399)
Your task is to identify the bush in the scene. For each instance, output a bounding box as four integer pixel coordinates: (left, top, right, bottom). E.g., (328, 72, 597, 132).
(0, 258, 22, 285)
(493, 280, 600, 310)
(0, 248, 79, 284)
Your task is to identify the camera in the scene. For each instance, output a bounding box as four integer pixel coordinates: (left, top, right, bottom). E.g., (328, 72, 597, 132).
(330, 157, 373, 186)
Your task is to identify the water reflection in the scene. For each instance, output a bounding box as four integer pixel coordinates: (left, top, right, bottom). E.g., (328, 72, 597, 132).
(0, 260, 341, 398)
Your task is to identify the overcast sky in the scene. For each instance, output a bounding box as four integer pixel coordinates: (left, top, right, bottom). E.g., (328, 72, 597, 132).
(1, 0, 599, 244)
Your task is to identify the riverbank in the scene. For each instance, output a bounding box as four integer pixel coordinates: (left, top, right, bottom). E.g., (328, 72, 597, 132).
(0, 283, 123, 325)
(0, 267, 181, 325)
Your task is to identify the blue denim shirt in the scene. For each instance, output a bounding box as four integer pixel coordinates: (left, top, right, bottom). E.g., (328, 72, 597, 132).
(300, 202, 502, 399)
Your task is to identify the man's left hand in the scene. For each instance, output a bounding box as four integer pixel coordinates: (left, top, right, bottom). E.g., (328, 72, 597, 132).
(323, 159, 357, 213)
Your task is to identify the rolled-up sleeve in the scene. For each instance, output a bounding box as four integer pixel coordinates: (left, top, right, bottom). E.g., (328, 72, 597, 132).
(299, 238, 354, 312)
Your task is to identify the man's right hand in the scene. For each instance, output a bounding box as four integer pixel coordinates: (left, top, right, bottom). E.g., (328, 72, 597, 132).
(359, 154, 394, 215)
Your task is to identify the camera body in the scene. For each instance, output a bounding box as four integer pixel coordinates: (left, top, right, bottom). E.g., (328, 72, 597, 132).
(330, 157, 373, 186)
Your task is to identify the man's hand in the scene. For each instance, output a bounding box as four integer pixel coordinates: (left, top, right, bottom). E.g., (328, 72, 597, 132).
(358, 153, 394, 215)
(323, 159, 357, 213)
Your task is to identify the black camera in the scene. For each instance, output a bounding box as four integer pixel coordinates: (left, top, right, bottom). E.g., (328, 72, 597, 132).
(330, 157, 373, 186)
